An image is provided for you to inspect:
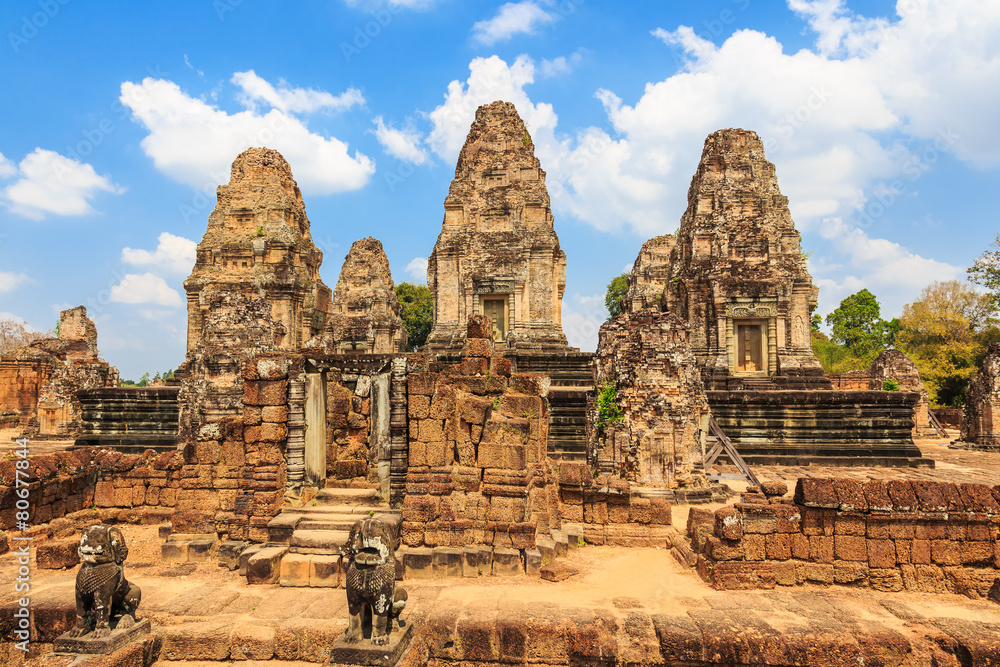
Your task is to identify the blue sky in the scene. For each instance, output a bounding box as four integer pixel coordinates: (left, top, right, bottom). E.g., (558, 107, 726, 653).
(2, 0, 999, 379)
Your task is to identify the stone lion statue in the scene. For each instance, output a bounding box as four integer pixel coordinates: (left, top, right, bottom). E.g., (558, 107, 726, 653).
(343, 516, 407, 645)
(66, 525, 141, 639)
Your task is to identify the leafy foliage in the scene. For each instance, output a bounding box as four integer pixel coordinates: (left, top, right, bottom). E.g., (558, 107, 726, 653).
(594, 381, 623, 437)
(967, 234, 1000, 310)
(825, 289, 898, 360)
(811, 333, 868, 374)
(604, 273, 629, 320)
(883, 378, 900, 391)
(896, 280, 998, 407)
(395, 282, 433, 352)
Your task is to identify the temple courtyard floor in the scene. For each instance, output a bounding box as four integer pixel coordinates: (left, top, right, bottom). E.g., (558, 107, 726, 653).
(2, 435, 998, 666)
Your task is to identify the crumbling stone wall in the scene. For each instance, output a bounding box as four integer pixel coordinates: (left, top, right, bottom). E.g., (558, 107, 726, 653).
(960, 342, 1000, 450)
(0, 447, 184, 554)
(402, 314, 553, 549)
(401, 316, 674, 563)
(426, 101, 569, 353)
(661, 129, 825, 386)
(591, 309, 709, 488)
(693, 477, 1000, 596)
(827, 370, 871, 390)
(870, 349, 936, 438)
(307, 237, 407, 354)
(0, 306, 118, 435)
(554, 461, 673, 547)
(625, 234, 675, 313)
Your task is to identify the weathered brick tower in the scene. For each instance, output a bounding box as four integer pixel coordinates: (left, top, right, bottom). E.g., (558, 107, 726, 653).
(425, 101, 570, 353)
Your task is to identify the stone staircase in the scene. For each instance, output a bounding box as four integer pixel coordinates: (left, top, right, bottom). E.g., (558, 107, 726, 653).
(74, 387, 180, 452)
(547, 388, 589, 461)
(511, 352, 594, 462)
(246, 487, 401, 587)
(512, 352, 594, 387)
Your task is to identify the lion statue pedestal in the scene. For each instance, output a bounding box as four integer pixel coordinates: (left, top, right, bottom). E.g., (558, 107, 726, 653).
(54, 525, 151, 655)
(329, 516, 412, 666)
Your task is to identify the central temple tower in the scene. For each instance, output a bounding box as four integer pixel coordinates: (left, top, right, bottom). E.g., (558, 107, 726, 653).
(424, 101, 570, 353)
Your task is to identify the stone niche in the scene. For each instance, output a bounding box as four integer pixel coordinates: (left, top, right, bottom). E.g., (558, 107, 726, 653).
(660, 129, 826, 388)
(591, 309, 710, 488)
(307, 237, 407, 354)
(959, 342, 1000, 450)
(425, 101, 571, 353)
(0, 306, 118, 435)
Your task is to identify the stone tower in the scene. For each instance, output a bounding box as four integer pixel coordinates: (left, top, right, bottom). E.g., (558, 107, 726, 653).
(661, 129, 825, 386)
(183, 147, 332, 355)
(626, 234, 676, 313)
(307, 236, 408, 353)
(425, 101, 569, 353)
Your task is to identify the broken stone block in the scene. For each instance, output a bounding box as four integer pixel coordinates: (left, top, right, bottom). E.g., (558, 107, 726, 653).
(35, 539, 80, 569)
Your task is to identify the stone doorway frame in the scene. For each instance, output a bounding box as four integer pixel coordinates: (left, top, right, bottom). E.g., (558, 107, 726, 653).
(733, 319, 768, 375)
(725, 300, 778, 376)
(479, 294, 509, 342)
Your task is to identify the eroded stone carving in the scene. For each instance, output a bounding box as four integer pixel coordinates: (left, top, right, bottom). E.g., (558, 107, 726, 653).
(343, 516, 406, 645)
(68, 525, 141, 639)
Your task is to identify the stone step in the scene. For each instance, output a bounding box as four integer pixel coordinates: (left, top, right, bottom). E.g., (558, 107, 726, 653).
(314, 487, 386, 506)
(289, 529, 351, 553)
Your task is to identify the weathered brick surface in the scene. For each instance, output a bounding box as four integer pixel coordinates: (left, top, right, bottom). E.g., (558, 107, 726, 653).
(695, 477, 1000, 595)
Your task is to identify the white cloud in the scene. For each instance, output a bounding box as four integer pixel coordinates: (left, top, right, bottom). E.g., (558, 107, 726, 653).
(120, 77, 375, 194)
(471, 2, 556, 45)
(427, 55, 558, 160)
(539, 52, 584, 79)
(809, 215, 962, 316)
(561, 292, 605, 353)
(0, 271, 29, 293)
(0, 152, 15, 178)
(372, 116, 429, 165)
(121, 232, 197, 276)
(404, 257, 428, 282)
(110, 273, 183, 307)
(232, 70, 365, 114)
(2, 149, 123, 220)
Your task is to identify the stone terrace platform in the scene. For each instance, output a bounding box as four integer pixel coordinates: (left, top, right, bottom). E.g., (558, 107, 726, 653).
(3, 523, 999, 667)
(3, 436, 998, 666)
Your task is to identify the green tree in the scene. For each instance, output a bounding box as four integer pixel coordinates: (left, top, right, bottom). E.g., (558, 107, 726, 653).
(604, 273, 629, 320)
(395, 282, 433, 352)
(897, 280, 997, 407)
(811, 313, 822, 331)
(825, 289, 898, 360)
(967, 235, 1000, 310)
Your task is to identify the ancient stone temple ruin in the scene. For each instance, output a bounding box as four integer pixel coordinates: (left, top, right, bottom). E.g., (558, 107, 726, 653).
(425, 101, 570, 353)
(591, 309, 710, 488)
(624, 129, 922, 464)
(183, 147, 331, 355)
(177, 148, 333, 439)
(869, 349, 938, 439)
(660, 129, 824, 386)
(0, 306, 118, 435)
(958, 342, 1000, 450)
(306, 237, 407, 354)
(625, 234, 676, 313)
